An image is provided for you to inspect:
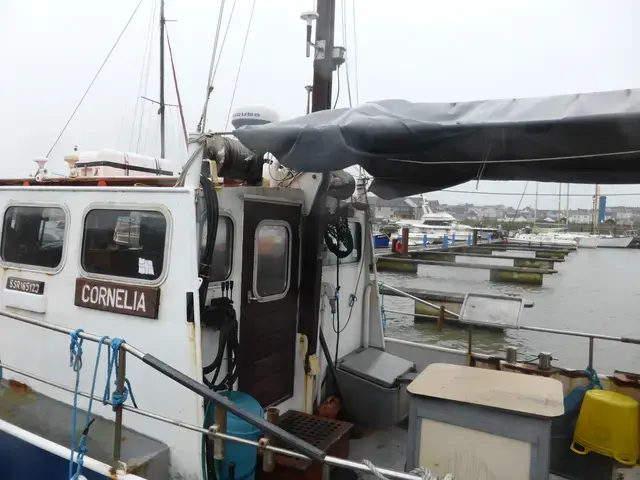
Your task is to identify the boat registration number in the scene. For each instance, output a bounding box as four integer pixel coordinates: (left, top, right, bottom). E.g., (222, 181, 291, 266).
(6, 277, 45, 295)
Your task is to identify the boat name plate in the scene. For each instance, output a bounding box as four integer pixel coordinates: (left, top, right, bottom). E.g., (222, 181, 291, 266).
(74, 278, 160, 319)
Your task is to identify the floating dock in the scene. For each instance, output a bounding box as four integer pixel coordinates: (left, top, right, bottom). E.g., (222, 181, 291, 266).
(377, 255, 557, 286)
(408, 250, 560, 270)
(379, 285, 534, 330)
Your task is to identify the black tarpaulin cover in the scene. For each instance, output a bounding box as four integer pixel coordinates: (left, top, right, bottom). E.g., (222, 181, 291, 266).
(233, 89, 640, 199)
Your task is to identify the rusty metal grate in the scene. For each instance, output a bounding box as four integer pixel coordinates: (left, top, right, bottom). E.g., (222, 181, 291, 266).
(276, 410, 352, 453)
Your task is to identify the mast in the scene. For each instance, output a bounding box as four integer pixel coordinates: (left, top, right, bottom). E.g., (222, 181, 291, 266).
(311, 0, 336, 112)
(159, 0, 166, 158)
(298, 0, 338, 360)
(565, 183, 570, 227)
(533, 182, 538, 226)
(558, 183, 562, 225)
(592, 184, 600, 233)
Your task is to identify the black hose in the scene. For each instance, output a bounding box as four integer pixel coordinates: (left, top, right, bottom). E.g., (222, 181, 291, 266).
(199, 175, 219, 310)
(202, 302, 239, 391)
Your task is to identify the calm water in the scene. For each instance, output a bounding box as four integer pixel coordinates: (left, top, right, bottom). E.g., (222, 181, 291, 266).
(380, 247, 640, 374)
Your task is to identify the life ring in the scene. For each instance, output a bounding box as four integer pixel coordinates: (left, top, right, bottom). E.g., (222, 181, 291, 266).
(395, 241, 403, 253)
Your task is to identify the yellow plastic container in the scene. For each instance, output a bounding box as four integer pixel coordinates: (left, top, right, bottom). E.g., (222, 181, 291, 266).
(570, 389, 639, 465)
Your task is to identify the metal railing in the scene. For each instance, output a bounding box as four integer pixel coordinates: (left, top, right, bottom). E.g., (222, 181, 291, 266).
(379, 283, 640, 370)
(0, 307, 437, 480)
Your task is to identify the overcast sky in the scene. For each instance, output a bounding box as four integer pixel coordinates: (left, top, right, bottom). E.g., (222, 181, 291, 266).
(2, 0, 640, 209)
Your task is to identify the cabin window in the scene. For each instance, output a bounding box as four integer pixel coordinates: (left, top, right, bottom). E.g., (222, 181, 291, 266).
(82, 209, 167, 281)
(254, 222, 290, 299)
(201, 216, 233, 282)
(322, 221, 362, 266)
(1, 206, 66, 269)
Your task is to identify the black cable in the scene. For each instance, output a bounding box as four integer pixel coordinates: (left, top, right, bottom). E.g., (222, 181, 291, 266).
(333, 258, 340, 365)
(338, 244, 366, 335)
(332, 65, 342, 109)
(199, 175, 219, 309)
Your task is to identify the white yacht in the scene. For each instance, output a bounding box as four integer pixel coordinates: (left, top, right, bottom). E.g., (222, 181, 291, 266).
(394, 198, 472, 246)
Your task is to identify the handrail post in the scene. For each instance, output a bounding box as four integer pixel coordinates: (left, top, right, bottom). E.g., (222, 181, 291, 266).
(588, 337, 594, 370)
(111, 347, 127, 474)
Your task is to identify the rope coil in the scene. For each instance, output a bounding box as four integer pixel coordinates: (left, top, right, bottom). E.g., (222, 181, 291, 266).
(324, 206, 354, 259)
(359, 459, 453, 479)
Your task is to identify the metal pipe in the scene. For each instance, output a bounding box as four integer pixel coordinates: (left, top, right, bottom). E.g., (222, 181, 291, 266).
(0, 362, 424, 480)
(588, 337, 594, 369)
(519, 324, 640, 343)
(379, 283, 459, 318)
(111, 347, 127, 473)
(0, 308, 145, 359)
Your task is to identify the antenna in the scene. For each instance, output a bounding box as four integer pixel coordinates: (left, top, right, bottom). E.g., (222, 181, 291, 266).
(159, 0, 166, 158)
(305, 85, 313, 114)
(300, 11, 319, 58)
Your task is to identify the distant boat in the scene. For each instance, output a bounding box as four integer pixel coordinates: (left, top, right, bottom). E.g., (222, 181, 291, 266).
(595, 234, 633, 248)
(575, 235, 599, 248)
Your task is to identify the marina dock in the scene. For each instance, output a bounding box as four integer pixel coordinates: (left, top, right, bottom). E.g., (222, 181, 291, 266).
(379, 284, 534, 330)
(377, 253, 557, 285)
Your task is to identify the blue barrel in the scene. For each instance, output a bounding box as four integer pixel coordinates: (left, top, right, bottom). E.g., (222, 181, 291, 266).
(219, 391, 263, 480)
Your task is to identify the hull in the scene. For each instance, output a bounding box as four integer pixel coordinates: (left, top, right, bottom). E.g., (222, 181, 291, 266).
(0, 419, 146, 480)
(509, 234, 577, 248)
(576, 236, 599, 248)
(598, 235, 634, 248)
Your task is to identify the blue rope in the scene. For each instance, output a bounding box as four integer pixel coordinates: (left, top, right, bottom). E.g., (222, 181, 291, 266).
(68, 331, 109, 480)
(380, 287, 387, 331)
(103, 338, 138, 410)
(585, 367, 603, 389)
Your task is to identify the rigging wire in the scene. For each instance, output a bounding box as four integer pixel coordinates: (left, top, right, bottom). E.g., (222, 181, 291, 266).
(198, 0, 226, 133)
(332, 65, 342, 109)
(351, 0, 360, 106)
(510, 181, 529, 222)
(212, 0, 238, 86)
(224, 0, 257, 130)
(135, 4, 159, 153)
(380, 148, 640, 166)
(130, 0, 158, 151)
(420, 189, 640, 197)
(165, 24, 188, 148)
(340, 0, 353, 107)
(46, 0, 145, 157)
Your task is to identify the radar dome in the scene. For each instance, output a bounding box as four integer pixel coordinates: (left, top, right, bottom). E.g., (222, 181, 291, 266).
(231, 105, 280, 129)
